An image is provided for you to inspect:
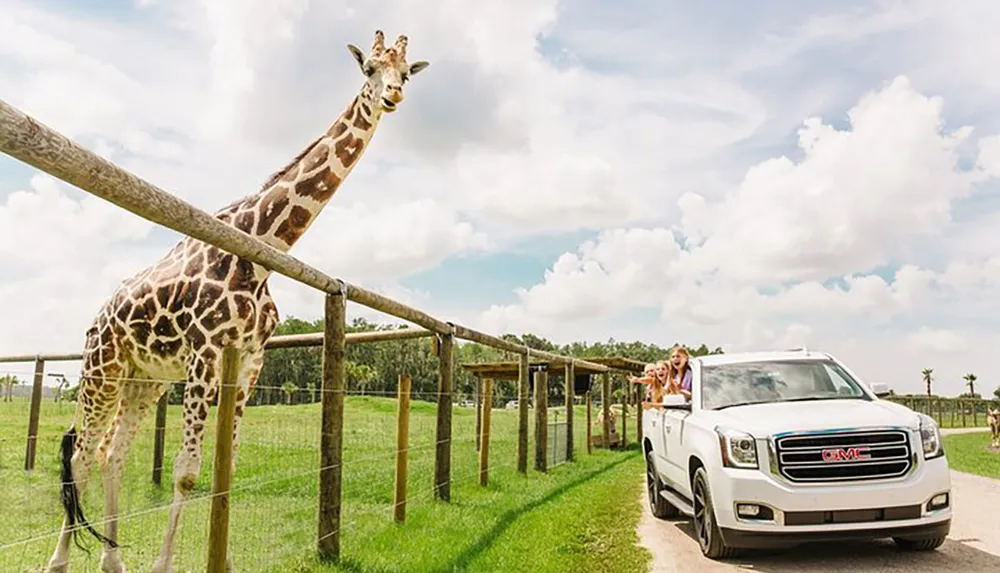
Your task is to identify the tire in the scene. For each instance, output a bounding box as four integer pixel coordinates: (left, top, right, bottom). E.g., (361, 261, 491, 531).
(893, 536, 947, 551)
(691, 466, 737, 559)
(646, 451, 679, 519)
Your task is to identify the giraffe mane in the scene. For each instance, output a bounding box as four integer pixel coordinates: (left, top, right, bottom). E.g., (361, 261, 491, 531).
(258, 135, 325, 192)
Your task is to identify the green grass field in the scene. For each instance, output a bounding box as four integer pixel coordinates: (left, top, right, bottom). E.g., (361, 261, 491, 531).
(0, 395, 650, 573)
(943, 432, 1000, 479)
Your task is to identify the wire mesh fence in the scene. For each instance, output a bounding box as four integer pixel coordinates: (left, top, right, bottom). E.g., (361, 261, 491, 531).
(0, 362, 615, 573)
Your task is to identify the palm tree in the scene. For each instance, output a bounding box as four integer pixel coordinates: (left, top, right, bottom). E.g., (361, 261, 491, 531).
(963, 373, 978, 397)
(921, 368, 933, 398)
(281, 382, 297, 405)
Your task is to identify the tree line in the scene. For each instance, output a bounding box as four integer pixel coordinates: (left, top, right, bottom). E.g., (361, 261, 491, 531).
(187, 316, 727, 407)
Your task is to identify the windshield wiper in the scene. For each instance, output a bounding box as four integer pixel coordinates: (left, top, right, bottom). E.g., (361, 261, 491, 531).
(782, 396, 859, 403)
(714, 400, 773, 410)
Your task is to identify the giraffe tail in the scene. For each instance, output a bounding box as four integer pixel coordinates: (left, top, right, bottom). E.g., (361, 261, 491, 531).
(59, 426, 118, 551)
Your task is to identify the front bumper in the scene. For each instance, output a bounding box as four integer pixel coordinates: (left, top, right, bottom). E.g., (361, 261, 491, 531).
(720, 520, 950, 549)
(709, 448, 952, 548)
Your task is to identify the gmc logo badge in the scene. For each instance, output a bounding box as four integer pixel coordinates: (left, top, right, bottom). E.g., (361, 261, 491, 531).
(821, 446, 871, 462)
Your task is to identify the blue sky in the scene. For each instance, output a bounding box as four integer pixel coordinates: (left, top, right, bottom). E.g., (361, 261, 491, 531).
(3, 0, 1000, 397)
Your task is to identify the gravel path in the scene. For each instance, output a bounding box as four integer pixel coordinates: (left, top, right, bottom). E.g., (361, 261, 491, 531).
(637, 470, 1000, 572)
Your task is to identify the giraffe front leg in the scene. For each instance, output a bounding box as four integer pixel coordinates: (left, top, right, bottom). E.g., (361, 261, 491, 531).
(152, 360, 221, 573)
(230, 350, 262, 473)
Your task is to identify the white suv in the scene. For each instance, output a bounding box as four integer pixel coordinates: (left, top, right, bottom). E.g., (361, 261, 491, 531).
(642, 349, 951, 559)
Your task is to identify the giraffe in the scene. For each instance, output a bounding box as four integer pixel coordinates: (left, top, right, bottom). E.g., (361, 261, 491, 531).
(44, 30, 429, 573)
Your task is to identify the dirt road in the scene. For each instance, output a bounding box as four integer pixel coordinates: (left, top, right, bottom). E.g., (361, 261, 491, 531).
(637, 470, 1000, 572)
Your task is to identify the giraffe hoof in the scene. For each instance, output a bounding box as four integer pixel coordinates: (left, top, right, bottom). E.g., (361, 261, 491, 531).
(44, 562, 69, 573)
(99, 552, 127, 573)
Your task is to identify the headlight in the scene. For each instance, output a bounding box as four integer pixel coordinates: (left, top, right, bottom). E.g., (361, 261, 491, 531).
(716, 426, 759, 469)
(918, 414, 944, 459)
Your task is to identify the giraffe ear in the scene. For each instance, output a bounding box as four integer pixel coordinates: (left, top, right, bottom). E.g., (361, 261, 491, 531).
(347, 44, 366, 70)
(408, 61, 430, 76)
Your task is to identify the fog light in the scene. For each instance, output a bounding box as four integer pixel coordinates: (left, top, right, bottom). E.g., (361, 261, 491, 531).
(927, 493, 949, 510)
(737, 504, 760, 517)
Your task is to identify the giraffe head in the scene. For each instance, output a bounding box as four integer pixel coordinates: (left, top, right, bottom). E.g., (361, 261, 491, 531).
(347, 30, 429, 114)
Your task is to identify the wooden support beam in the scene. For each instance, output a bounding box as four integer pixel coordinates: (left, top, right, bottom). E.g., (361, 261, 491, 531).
(478, 378, 493, 486)
(534, 371, 548, 472)
(434, 333, 454, 501)
(318, 292, 347, 561)
(517, 354, 529, 474)
(564, 362, 574, 462)
(206, 346, 239, 573)
(23, 357, 44, 471)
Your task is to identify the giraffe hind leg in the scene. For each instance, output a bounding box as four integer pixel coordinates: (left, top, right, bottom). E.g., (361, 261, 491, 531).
(46, 355, 129, 572)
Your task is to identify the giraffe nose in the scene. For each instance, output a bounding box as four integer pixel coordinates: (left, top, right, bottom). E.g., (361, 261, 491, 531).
(385, 86, 403, 104)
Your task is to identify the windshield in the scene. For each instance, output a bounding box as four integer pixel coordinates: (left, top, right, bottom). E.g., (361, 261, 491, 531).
(699, 359, 870, 411)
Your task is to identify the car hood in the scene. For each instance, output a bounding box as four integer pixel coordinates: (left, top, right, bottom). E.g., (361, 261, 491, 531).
(705, 399, 922, 438)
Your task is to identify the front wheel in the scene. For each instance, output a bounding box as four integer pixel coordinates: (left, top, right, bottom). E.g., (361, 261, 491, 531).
(692, 467, 737, 559)
(646, 451, 678, 519)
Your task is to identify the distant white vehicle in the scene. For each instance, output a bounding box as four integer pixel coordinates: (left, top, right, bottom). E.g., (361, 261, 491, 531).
(506, 400, 519, 410)
(643, 349, 951, 559)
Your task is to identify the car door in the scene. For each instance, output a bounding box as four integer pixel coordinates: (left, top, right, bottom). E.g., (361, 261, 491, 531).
(647, 406, 668, 467)
(662, 409, 690, 488)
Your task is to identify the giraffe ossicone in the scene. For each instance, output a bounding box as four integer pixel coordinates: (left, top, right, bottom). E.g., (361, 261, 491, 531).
(43, 28, 429, 573)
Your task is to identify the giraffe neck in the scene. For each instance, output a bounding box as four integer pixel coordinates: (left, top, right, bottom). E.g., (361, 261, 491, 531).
(220, 83, 384, 256)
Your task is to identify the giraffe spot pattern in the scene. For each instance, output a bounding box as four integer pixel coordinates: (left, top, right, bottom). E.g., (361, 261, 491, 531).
(274, 205, 313, 245)
(256, 187, 289, 235)
(334, 133, 364, 168)
(206, 253, 233, 282)
(294, 165, 342, 203)
(199, 298, 232, 332)
(228, 259, 257, 292)
(353, 109, 372, 130)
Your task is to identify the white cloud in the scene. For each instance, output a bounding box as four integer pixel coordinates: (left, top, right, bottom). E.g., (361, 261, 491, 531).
(0, 174, 153, 268)
(907, 327, 966, 353)
(684, 76, 977, 285)
(294, 198, 489, 283)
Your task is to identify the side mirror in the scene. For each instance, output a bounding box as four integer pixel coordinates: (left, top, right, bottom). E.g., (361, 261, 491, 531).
(870, 383, 891, 398)
(662, 394, 691, 410)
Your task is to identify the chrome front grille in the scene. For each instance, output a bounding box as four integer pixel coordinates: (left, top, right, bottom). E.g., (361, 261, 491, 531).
(773, 429, 912, 483)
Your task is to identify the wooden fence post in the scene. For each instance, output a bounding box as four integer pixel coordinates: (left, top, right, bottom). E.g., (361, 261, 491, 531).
(586, 391, 592, 455)
(24, 356, 44, 471)
(152, 390, 169, 486)
(601, 372, 611, 449)
(534, 370, 548, 472)
(517, 353, 529, 474)
(206, 346, 239, 573)
(620, 375, 627, 447)
(635, 383, 643, 448)
(564, 362, 574, 463)
(475, 376, 482, 452)
(318, 291, 347, 561)
(434, 332, 454, 501)
(479, 378, 493, 486)
(394, 374, 411, 522)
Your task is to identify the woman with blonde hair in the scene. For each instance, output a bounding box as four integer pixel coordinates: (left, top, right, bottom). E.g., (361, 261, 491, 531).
(630, 362, 669, 409)
(671, 346, 693, 400)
